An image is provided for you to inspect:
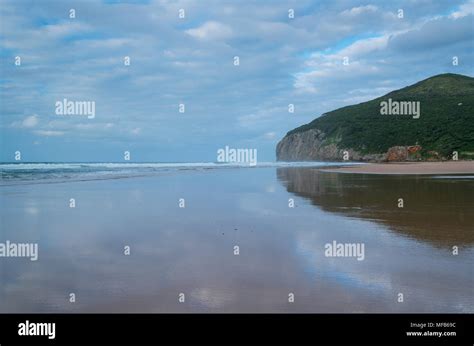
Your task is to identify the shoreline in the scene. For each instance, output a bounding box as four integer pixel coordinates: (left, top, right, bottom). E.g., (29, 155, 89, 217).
(320, 161, 474, 175)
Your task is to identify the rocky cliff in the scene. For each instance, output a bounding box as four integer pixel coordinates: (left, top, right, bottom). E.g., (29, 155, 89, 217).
(276, 73, 474, 162)
(276, 128, 386, 162)
(276, 129, 423, 162)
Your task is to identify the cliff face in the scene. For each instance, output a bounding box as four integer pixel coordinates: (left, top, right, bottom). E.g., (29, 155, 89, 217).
(276, 129, 385, 162)
(276, 73, 474, 162)
(276, 129, 427, 162)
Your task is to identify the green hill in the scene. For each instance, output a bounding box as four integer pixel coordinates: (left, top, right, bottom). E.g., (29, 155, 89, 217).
(277, 73, 474, 161)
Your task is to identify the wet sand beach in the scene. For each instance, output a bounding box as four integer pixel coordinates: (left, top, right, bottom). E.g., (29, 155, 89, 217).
(1, 163, 473, 313)
(321, 161, 474, 175)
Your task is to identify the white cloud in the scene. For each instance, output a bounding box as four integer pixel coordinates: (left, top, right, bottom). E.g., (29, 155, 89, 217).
(10, 114, 39, 128)
(294, 56, 382, 94)
(263, 131, 277, 140)
(337, 35, 389, 59)
(293, 71, 319, 94)
(34, 130, 65, 137)
(131, 127, 141, 135)
(450, 0, 474, 19)
(22, 114, 39, 128)
(291, 33, 399, 94)
(185, 21, 233, 40)
(341, 5, 378, 17)
(42, 22, 91, 39)
(238, 107, 284, 128)
(1, 0, 472, 161)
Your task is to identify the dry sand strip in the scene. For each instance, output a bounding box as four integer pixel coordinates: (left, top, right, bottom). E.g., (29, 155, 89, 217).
(321, 161, 474, 175)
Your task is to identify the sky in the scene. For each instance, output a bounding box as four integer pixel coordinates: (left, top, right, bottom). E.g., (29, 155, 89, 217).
(0, 0, 473, 162)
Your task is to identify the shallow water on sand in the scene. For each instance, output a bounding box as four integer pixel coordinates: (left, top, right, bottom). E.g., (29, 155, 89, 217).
(0, 167, 473, 312)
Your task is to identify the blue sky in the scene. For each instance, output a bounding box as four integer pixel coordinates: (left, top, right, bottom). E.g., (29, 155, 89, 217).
(1, 0, 473, 162)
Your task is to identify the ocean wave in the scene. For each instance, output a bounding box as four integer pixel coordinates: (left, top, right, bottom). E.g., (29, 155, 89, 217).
(0, 161, 364, 186)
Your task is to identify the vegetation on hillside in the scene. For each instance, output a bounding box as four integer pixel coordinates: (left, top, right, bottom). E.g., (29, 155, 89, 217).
(286, 74, 474, 159)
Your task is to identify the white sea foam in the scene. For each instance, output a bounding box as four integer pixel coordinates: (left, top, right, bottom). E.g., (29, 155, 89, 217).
(0, 161, 365, 185)
(0, 161, 363, 170)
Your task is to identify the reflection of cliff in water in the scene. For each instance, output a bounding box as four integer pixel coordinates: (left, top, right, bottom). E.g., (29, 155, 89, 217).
(277, 167, 474, 247)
